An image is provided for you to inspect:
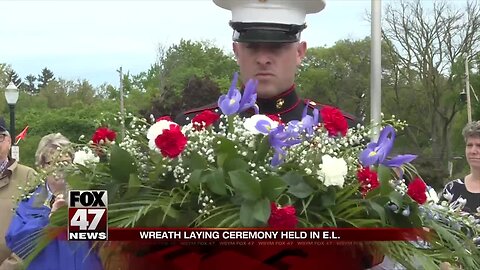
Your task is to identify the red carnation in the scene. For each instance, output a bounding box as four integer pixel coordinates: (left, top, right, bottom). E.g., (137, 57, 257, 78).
(191, 110, 220, 131)
(266, 114, 284, 125)
(320, 106, 348, 137)
(154, 124, 187, 158)
(357, 166, 380, 197)
(92, 127, 116, 144)
(407, 177, 427, 204)
(156, 116, 172, 122)
(268, 203, 298, 229)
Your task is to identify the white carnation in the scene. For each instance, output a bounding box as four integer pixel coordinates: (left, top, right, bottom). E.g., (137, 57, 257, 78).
(318, 155, 347, 187)
(73, 149, 99, 166)
(243, 114, 278, 135)
(147, 120, 177, 150)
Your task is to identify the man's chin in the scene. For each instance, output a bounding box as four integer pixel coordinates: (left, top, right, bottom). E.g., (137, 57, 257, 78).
(255, 84, 283, 99)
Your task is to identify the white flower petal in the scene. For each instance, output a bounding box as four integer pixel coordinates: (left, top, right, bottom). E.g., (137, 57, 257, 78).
(243, 114, 278, 135)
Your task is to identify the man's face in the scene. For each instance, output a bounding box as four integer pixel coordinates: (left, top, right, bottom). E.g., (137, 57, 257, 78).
(0, 132, 11, 160)
(233, 41, 307, 98)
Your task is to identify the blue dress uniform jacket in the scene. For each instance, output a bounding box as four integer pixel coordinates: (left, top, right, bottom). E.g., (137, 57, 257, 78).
(5, 186, 102, 270)
(175, 85, 360, 128)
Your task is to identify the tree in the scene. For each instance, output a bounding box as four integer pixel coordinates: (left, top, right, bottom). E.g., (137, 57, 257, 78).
(382, 0, 480, 185)
(297, 38, 381, 120)
(159, 39, 237, 95)
(22, 74, 38, 94)
(0, 63, 13, 87)
(37, 68, 55, 89)
(7, 70, 22, 86)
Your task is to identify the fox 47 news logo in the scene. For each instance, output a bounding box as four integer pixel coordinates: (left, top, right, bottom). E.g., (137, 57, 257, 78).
(68, 190, 108, 241)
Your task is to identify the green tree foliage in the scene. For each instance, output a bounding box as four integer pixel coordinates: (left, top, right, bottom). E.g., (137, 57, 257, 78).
(381, 0, 480, 186)
(159, 39, 237, 95)
(0, 63, 14, 87)
(7, 70, 22, 87)
(22, 74, 38, 95)
(37, 67, 55, 90)
(297, 38, 383, 120)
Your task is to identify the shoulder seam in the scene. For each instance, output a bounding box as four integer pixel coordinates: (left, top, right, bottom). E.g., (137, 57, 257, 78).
(305, 101, 356, 120)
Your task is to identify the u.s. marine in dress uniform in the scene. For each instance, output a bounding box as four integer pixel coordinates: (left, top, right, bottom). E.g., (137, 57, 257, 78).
(176, 0, 359, 129)
(136, 0, 384, 270)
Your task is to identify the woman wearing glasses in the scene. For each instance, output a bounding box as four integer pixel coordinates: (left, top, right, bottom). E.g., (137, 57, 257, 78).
(5, 133, 102, 270)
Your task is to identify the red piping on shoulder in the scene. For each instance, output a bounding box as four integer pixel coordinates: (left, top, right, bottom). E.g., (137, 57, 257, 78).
(306, 101, 356, 120)
(182, 104, 219, 115)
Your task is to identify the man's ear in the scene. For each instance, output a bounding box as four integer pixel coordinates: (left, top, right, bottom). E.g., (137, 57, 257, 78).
(232, 42, 239, 62)
(297, 41, 307, 66)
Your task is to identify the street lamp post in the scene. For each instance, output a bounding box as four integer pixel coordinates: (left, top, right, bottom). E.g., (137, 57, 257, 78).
(5, 82, 19, 160)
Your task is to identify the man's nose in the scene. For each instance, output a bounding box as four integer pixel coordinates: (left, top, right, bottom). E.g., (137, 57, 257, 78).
(255, 50, 272, 66)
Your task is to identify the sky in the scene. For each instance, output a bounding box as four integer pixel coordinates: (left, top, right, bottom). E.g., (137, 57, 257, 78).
(0, 0, 375, 87)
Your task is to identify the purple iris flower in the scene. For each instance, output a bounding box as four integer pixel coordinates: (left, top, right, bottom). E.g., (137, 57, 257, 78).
(286, 104, 319, 136)
(238, 79, 258, 113)
(268, 125, 302, 166)
(218, 72, 258, 115)
(359, 125, 417, 167)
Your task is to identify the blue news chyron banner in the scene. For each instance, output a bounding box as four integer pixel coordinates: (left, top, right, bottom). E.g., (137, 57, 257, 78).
(68, 190, 108, 241)
(105, 228, 428, 242)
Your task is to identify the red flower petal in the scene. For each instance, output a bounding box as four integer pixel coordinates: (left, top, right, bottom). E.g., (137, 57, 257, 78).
(407, 177, 427, 204)
(154, 124, 188, 158)
(92, 127, 117, 144)
(191, 110, 220, 131)
(267, 203, 298, 229)
(320, 106, 348, 137)
(357, 166, 380, 196)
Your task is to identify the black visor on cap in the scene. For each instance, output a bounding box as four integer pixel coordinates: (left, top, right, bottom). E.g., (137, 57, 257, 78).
(230, 22, 306, 43)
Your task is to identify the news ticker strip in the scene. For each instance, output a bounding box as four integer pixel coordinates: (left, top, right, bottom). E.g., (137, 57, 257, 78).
(66, 191, 428, 242)
(65, 228, 428, 242)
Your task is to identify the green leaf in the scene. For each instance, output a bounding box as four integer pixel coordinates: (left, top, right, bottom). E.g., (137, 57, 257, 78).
(255, 136, 271, 163)
(205, 168, 227, 195)
(188, 152, 209, 170)
(240, 201, 256, 227)
(110, 145, 137, 183)
(260, 176, 287, 200)
(320, 188, 336, 207)
(229, 170, 261, 200)
(123, 174, 141, 199)
(253, 198, 271, 224)
(288, 182, 314, 199)
(214, 137, 238, 156)
(223, 157, 249, 173)
(66, 173, 90, 190)
(281, 171, 314, 198)
(281, 171, 303, 186)
(188, 169, 204, 189)
(388, 191, 404, 209)
(368, 201, 386, 223)
(377, 165, 392, 184)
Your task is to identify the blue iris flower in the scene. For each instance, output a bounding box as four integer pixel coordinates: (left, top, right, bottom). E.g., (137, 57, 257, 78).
(359, 125, 417, 167)
(268, 125, 302, 167)
(287, 104, 319, 136)
(218, 72, 258, 115)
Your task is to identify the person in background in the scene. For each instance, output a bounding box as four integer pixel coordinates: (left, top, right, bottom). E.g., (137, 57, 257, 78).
(0, 117, 36, 270)
(440, 121, 480, 216)
(5, 133, 102, 270)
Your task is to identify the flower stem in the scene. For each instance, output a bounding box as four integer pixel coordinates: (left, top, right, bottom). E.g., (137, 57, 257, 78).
(227, 115, 234, 134)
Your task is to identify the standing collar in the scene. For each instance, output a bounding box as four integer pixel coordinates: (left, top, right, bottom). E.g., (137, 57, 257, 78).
(256, 85, 300, 115)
